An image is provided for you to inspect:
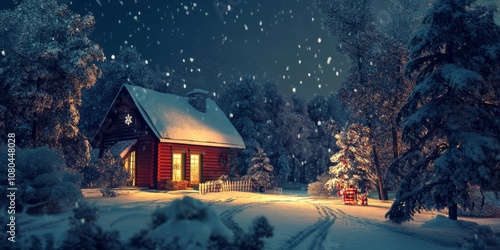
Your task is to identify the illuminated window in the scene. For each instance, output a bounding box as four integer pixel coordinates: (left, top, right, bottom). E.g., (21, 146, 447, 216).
(125, 150, 136, 186)
(190, 154, 200, 184)
(172, 153, 183, 181)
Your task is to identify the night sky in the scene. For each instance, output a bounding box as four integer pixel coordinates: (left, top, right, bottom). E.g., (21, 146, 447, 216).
(1, 0, 350, 100)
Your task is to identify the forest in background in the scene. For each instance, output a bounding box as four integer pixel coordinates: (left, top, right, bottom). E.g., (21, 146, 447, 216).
(0, 0, 499, 224)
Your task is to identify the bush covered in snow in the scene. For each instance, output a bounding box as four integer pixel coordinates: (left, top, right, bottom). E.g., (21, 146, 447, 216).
(0, 146, 82, 214)
(129, 196, 274, 250)
(129, 196, 234, 250)
(243, 148, 277, 192)
(81, 150, 129, 189)
(308, 173, 333, 197)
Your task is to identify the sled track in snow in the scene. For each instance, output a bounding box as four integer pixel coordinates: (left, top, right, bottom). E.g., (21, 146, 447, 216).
(334, 209, 460, 248)
(280, 203, 337, 250)
(219, 202, 265, 234)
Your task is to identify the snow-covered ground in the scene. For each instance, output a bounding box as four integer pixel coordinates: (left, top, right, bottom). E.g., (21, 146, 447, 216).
(18, 189, 500, 250)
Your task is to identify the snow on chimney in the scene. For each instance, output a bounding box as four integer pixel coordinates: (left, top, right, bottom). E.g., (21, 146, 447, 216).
(187, 89, 209, 112)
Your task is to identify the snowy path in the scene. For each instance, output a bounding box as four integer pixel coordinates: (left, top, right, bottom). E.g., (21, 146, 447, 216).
(17, 189, 500, 249)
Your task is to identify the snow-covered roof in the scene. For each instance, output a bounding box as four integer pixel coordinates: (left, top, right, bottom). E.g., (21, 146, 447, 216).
(123, 84, 245, 149)
(108, 139, 137, 158)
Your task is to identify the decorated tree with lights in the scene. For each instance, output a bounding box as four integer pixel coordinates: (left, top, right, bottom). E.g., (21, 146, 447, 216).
(325, 123, 375, 195)
(0, 0, 104, 168)
(386, 0, 500, 223)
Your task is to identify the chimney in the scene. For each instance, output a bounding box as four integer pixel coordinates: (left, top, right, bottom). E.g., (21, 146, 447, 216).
(187, 89, 209, 112)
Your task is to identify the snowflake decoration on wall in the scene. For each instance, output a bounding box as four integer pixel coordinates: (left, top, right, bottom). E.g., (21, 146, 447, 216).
(125, 114, 133, 125)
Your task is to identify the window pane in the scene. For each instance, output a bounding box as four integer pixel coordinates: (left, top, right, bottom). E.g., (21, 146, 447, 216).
(190, 154, 200, 184)
(173, 153, 182, 181)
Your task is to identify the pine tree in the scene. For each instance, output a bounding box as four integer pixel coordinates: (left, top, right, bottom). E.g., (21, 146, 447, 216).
(386, 0, 500, 223)
(245, 148, 276, 191)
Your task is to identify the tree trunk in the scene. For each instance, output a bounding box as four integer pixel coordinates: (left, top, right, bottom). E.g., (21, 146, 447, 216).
(392, 126, 399, 159)
(448, 203, 458, 220)
(372, 145, 389, 200)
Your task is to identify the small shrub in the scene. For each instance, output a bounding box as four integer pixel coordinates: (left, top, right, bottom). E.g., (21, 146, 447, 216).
(308, 173, 333, 197)
(82, 150, 129, 188)
(100, 188, 117, 197)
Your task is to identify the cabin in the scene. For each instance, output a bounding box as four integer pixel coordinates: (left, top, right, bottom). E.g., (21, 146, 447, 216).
(91, 84, 246, 189)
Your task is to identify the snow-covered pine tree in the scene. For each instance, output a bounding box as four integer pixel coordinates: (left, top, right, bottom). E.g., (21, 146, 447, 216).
(325, 124, 374, 195)
(244, 148, 276, 191)
(386, 0, 500, 223)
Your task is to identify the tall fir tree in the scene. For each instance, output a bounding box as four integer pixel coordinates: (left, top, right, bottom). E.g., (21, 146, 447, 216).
(386, 0, 500, 223)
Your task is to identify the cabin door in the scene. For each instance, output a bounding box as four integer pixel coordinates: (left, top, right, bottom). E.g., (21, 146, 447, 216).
(190, 154, 201, 184)
(125, 150, 136, 186)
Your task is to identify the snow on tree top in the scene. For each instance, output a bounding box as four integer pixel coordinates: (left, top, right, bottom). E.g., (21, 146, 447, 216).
(123, 84, 245, 149)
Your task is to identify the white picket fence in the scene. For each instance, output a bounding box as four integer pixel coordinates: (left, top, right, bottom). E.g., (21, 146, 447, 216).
(199, 180, 252, 194)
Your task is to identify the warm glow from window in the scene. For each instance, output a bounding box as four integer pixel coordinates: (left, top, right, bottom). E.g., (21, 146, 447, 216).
(190, 154, 200, 184)
(125, 151, 136, 186)
(173, 153, 183, 181)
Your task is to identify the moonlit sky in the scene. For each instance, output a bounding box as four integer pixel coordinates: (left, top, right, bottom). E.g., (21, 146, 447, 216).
(2, 0, 498, 100)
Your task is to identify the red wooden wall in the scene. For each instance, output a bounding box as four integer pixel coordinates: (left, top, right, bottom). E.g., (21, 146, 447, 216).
(156, 142, 234, 189)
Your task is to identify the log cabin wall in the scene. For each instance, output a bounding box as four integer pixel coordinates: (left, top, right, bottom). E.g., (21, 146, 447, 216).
(97, 91, 156, 188)
(156, 142, 233, 189)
